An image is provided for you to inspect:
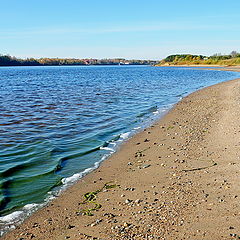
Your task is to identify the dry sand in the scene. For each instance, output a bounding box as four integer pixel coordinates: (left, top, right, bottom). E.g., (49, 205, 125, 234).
(2, 67, 240, 240)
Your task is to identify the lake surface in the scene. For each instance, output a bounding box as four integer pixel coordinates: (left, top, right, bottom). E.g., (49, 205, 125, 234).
(0, 65, 239, 233)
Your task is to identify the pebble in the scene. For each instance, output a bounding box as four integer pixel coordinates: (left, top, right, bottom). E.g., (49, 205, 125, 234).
(96, 219, 102, 224)
(123, 222, 131, 227)
(135, 199, 142, 204)
(67, 225, 75, 229)
(142, 164, 151, 169)
(125, 199, 133, 204)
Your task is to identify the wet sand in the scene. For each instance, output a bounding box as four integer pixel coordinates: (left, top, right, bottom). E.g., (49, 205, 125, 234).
(2, 67, 240, 239)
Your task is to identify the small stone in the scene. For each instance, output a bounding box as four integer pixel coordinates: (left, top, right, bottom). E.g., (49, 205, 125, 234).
(123, 222, 131, 227)
(67, 225, 75, 229)
(135, 199, 142, 204)
(125, 199, 132, 204)
(142, 164, 151, 169)
(96, 219, 102, 224)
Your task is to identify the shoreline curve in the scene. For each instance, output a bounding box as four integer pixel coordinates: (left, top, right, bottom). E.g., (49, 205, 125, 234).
(2, 67, 240, 240)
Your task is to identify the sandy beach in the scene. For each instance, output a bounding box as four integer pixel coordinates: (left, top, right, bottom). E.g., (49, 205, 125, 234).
(2, 67, 240, 239)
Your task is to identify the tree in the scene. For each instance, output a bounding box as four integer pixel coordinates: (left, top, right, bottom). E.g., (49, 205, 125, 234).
(230, 51, 238, 57)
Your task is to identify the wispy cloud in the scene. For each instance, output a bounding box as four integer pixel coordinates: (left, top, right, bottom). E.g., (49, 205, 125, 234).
(1, 21, 239, 39)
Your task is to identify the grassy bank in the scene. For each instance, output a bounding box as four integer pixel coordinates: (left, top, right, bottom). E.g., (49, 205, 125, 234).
(157, 53, 240, 66)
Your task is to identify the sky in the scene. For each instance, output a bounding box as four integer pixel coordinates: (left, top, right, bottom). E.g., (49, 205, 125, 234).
(1, 0, 240, 60)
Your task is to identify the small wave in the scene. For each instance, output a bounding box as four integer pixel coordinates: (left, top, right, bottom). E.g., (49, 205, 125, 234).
(61, 170, 89, 185)
(120, 132, 131, 140)
(0, 203, 38, 223)
(56, 146, 101, 169)
(136, 106, 158, 118)
(0, 194, 56, 236)
(61, 158, 102, 185)
(108, 142, 117, 146)
(60, 140, 119, 186)
(0, 211, 23, 223)
(99, 147, 114, 151)
(0, 202, 46, 237)
(23, 203, 39, 211)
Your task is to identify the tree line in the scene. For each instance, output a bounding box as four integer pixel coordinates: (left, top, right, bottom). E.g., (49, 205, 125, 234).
(0, 55, 158, 66)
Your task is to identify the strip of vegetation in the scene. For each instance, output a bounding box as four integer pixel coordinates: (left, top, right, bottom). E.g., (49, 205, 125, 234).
(0, 54, 158, 66)
(78, 182, 119, 216)
(157, 51, 240, 66)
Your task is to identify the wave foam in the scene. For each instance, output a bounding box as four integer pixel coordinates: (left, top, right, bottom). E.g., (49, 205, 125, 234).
(120, 132, 130, 139)
(0, 211, 23, 223)
(23, 203, 39, 210)
(99, 146, 114, 151)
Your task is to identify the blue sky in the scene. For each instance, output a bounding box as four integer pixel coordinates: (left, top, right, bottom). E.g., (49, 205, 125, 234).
(1, 0, 240, 59)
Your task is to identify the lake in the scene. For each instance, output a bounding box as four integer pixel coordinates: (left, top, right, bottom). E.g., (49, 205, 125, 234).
(0, 65, 239, 234)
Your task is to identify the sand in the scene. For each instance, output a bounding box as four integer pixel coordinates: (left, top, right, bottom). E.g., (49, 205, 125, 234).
(2, 67, 240, 240)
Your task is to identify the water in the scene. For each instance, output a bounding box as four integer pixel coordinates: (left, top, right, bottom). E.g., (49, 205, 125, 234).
(0, 65, 239, 233)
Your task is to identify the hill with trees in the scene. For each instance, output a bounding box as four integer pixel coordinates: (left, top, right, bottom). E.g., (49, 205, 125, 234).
(157, 51, 240, 66)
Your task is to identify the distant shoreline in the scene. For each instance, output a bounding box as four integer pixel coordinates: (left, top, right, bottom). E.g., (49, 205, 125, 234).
(0, 64, 152, 67)
(0, 63, 153, 67)
(0, 55, 158, 67)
